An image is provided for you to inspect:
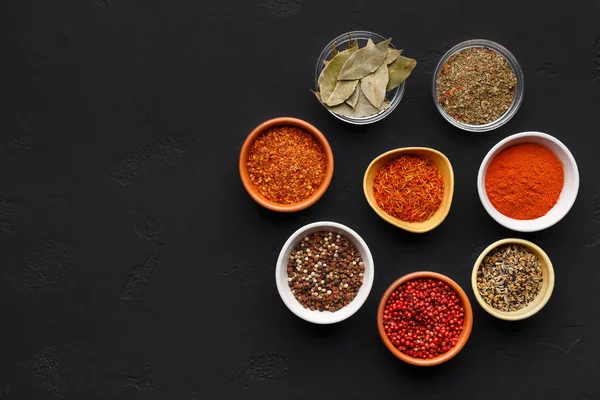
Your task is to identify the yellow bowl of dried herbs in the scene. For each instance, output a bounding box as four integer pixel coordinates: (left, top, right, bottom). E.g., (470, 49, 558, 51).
(471, 239, 555, 321)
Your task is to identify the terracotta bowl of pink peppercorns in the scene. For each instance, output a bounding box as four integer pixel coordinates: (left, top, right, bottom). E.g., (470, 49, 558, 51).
(377, 271, 473, 366)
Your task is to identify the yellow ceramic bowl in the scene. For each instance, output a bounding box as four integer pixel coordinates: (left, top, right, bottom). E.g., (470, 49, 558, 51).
(363, 147, 454, 233)
(471, 238, 555, 321)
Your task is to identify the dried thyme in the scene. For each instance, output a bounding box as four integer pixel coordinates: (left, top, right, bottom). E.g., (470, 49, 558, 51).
(476, 245, 543, 312)
(436, 47, 517, 125)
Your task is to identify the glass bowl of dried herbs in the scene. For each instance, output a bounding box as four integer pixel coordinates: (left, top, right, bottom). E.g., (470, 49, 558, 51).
(314, 31, 415, 125)
(471, 239, 555, 321)
(432, 39, 524, 132)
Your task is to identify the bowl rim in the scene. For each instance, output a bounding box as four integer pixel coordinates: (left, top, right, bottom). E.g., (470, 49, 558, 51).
(477, 131, 580, 232)
(377, 271, 473, 366)
(363, 147, 454, 233)
(431, 39, 524, 133)
(239, 117, 334, 212)
(314, 30, 405, 125)
(470, 238, 555, 321)
(275, 221, 375, 324)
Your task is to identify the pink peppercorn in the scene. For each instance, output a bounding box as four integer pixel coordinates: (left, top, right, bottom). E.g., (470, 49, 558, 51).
(382, 278, 465, 359)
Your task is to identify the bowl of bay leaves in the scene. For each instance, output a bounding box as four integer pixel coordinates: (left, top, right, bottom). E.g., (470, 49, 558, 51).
(313, 31, 417, 125)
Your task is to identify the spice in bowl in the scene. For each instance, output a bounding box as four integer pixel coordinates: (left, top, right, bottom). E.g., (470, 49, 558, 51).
(247, 126, 327, 204)
(314, 37, 417, 119)
(373, 155, 444, 222)
(436, 47, 517, 125)
(287, 231, 364, 312)
(382, 278, 465, 359)
(476, 244, 543, 312)
(486, 143, 564, 220)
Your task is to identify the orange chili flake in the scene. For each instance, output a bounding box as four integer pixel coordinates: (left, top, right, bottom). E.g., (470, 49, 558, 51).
(247, 126, 327, 204)
(373, 156, 444, 223)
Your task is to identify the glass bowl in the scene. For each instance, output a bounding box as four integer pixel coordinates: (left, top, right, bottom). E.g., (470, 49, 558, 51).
(432, 39, 524, 133)
(314, 31, 405, 125)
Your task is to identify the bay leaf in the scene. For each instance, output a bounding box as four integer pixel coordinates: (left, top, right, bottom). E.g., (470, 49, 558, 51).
(330, 40, 339, 59)
(326, 102, 356, 118)
(353, 86, 380, 117)
(385, 48, 403, 65)
(345, 86, 360, 108)
(386, 55, 417, 91)
(327, 87, 389, 118)
(337, 38, 391, 80)
(360, 62, 389, 109)
(366, 38, 375, 47)
(325, 79, 359, 106)
(317, 43, 359, 103)
(323, 60, 329, 67)
(347, 39, 359, 49)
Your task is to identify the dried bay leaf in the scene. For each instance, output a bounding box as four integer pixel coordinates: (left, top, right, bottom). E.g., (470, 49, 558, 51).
(353, 86, 380, 117)
(323, 60, 329, 67)
(327, 87, 389, 118)
(326, 102, 356, 117)
(360, 62, 389, 108)
(387, 55, 417, 91)
(385, 48, 403, 64)
(331, 40, 339, 59)
(345, 86, 360, 108)
(337, 38, 391, 80)
(317, 43, 359, 103)
(366, 38, 375, 47)
(325, 79, 359, 106)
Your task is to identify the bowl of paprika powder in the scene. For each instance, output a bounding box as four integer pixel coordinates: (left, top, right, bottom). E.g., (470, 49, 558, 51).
(478, 131, 579, 232)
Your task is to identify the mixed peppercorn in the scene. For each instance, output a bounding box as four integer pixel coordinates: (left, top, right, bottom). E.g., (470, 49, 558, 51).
(287, 231, 364, 311)
(382, 278, 465, 359)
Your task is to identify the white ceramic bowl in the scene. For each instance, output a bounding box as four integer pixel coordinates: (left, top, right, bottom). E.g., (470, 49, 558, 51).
(477, 131, 579, 232)
(275, 221, 375, 324)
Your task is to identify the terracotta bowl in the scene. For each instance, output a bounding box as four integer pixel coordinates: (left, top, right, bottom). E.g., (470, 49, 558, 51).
(239, 117, 334, 212)
(471, 238, 555, 321)
(363, 147, 454, 233)
(377, 271, 473, 366)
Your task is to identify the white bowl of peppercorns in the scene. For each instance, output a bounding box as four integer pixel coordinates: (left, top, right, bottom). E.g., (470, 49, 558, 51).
(276, 221, 375, 324)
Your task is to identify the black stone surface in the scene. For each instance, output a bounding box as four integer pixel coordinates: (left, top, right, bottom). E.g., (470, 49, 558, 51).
(1, 0, 599, 399)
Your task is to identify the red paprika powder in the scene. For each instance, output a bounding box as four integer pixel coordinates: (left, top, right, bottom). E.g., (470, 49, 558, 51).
(485, 143, 564, 220)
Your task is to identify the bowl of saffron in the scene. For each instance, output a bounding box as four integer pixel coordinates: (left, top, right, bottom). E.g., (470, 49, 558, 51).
(478, 131, 579, 232)
(239, 117, 334, 212)
(377, 271, 473, 366)
(363, 147, 454, 233)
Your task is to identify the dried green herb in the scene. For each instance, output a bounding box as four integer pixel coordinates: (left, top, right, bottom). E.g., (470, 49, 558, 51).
(330, 40, 339, 59)
(353, 86, 381, 117)
(314, 37, 416, 119)
(386, 55, 417, 91)
(318, 43, 359, 104)
(360, 62, 388, 109)
(476, 245, 543, 312)
(436, 47, 517, 125)
(337, 38, 390, 80)
(324, 79, 359, 106)
(345, 86, 360, 108)
(385, 48, 402, 64)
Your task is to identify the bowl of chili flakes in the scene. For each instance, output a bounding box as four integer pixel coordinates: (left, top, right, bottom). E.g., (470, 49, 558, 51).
(239, 117, 334, 212)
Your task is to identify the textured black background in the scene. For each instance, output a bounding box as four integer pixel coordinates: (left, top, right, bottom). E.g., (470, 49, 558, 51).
(1, 0, 600, 399)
